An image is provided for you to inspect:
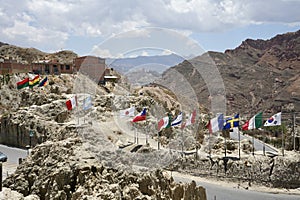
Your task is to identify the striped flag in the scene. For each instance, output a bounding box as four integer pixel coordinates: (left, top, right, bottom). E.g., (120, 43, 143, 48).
(207, 113, 224, 134)
(158, 116, 169, 131)
(38, 77, 48, 87)
(66, 96, 78, 111)
(17, 78, 29, 89)
(242, 112, 262, 130)
(29, 75, 40, 88)
(171, 112, 182, 127)
(132, 108, 147, 122)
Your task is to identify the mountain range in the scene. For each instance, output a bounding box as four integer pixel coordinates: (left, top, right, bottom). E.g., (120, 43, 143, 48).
(160, 30, 300, 118)
(1, 29, 299, 118)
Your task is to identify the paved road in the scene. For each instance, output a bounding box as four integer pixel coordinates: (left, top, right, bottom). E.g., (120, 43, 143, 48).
(230, 127, 278, 155)
(172, 172, 300, 200)
(0, 144, 27, 180)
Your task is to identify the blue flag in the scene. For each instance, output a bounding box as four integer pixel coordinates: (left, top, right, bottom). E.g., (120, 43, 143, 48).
(223, 114, 239, 130)
(171, 112, 182, 127)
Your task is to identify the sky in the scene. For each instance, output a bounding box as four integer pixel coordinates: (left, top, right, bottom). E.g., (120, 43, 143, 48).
(1, 0, 300, 58)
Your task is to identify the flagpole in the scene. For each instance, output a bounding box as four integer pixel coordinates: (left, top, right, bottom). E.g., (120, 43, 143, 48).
(224, 130, 227, 157)
(146, 123, 149, 145)
(157, 130, 160, 150)
(263, 131, 266, 156)
(281, 124, 284, 157)
(135, 127, 137, 144)
(238, 128, 241, 159)
(181, 128, 184, 154)
(281, 107, 284, 157)
(293, 112, 296, 151)
(137, 127, 139, 144)
(252, 136, 255, 156)
(209, 132, 211, 157)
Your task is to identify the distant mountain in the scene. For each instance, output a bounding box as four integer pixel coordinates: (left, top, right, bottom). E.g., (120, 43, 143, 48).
(159, 30, 300, 116)
(107, 53, 185, 86)
(0, 41, 8, 47)
(107, 54, 184, 73)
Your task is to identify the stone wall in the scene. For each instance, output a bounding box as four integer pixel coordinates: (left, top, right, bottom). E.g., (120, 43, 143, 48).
(175, 154, 300, 189)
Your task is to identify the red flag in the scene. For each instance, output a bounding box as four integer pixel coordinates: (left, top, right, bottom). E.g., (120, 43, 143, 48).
(17, 78, 29, 89)
(206, 121, 212, 134)
(132, 108, 147, 122)
(185, 110, 196, 127)
(242, 120, 249, 131)
(66, 96, 78, 110)
(191, 110, 196, 124)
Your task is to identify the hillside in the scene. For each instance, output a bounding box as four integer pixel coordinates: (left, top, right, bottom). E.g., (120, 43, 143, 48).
(0, 43, 78, 64)
(161, 30, 300, 117)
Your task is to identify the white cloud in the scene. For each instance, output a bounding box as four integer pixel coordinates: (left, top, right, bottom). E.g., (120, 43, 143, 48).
(162, 49, 173, 55)
(0, 0, 299, 53)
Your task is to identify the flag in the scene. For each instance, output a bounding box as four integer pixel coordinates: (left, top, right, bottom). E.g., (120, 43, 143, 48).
(17, 78, 29, 89)
(223, 114, 239, 130)
(158, 116, 169, 131)
(242, 112, 263, 130)
(120, 107, 135, 117)
(184, 110, 196, 128)
(132, 108, 146, 122)
(38, 77, 48, 87)
(29, 75, 40, 88)
(264, 112, 281, 126)
(82, 96, 92, 110)
(207, 114, 224, 134)
(66, 96, 78, 111)
(171, 112, 182, 127)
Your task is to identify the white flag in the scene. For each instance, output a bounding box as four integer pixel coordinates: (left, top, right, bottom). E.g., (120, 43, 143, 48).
(184, 110, 196, 127)
(120, 107, 135, 117)
(171, 112, 182, 127)
(66, 96, 77, 110)
(264, 112, 281, 126)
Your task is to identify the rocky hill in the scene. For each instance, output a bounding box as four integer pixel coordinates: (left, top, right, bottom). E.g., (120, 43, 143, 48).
(0, 43, 78, 64)
(161, 30, 300, 117)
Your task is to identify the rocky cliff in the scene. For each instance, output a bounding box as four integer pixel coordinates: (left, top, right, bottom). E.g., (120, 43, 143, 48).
(0, 73, 207, 199)
(3, 138, 206, 199)
(162, 30, 300, 116)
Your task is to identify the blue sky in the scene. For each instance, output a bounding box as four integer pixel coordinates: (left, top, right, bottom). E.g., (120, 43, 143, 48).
(191, 23, 300, 52)
(1, 0, 300, 57)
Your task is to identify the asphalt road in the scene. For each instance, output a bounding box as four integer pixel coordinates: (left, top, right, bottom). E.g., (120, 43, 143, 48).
(230, 127, 279, 155)
(172, 172, 300, 200)
(0, 144, 27, 180)
(0, 144, 27, 164)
